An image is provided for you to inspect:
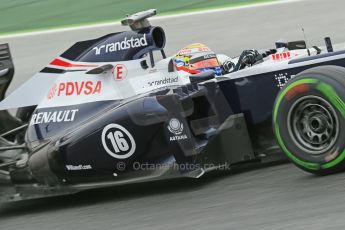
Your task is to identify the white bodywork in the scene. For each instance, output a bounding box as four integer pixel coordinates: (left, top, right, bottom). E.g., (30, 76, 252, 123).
(1, 44, 345, 110)
(0, 55, 190, 110)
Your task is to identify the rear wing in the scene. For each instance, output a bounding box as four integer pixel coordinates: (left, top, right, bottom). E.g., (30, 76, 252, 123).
(0, 44, 22, 134)
(0, 44, 14, 101)
(121, 9, 157, 31)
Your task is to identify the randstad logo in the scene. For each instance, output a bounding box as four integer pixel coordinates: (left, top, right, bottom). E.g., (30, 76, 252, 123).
(93, 34, 148, 55)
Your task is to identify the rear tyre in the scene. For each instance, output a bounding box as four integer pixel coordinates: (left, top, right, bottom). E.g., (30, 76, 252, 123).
(273, 66, 345, 175)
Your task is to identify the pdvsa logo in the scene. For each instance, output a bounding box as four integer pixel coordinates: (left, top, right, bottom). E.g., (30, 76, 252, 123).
(47, 84, 58, 100)
(48, 81, 102, 99)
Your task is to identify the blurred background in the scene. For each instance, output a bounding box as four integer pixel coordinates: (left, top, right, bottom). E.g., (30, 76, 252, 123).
(1, 0, 272, 34)
(2, 0, 345, 229)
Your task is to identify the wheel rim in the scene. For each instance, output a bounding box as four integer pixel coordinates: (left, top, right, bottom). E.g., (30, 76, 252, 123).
(287, 95, 339, 155)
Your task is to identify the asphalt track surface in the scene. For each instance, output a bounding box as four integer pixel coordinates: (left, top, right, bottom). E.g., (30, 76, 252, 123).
(1, 0, 345, 229)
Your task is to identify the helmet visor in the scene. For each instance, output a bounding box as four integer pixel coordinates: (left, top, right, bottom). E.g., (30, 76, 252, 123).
(190, 58, 220, 70)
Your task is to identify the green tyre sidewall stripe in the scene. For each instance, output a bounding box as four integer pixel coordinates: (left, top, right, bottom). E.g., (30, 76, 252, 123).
(274, 78, 345, 171)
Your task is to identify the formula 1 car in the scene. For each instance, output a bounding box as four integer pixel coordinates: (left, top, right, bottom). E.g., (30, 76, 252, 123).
(1, 9, 345, 202)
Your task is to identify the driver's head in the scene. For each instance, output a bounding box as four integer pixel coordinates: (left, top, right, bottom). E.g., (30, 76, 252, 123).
(174, 43, 222, 76)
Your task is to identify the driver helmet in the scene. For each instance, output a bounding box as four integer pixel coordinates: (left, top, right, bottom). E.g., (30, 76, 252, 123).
(174, 43, 222, 76)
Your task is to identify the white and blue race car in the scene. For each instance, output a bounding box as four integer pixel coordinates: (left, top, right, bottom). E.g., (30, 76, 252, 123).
(0, 9, 345, 202)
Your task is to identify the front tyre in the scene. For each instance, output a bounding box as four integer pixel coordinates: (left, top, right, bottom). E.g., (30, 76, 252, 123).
(273, 66, 345, 175)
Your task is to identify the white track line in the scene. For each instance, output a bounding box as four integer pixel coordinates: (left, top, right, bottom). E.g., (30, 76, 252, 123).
(0, 0, 303, 39)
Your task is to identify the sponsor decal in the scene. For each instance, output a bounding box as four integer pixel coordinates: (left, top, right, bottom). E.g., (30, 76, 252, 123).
(272, 51, 291, 61)
(275, 73, 295, 89)
(30, 109, 79, 125)
(93, 34, 148, 55)
(148, 76, 178, 87)
(178, 43, 211, 55)
(101, 124, 136, 159)
(66, 164, 92, 171)
(48, 81, 102, 99)
(167, 118, 188, 142)
(203, 53, 217, 59)
(113, 64, 127, 80)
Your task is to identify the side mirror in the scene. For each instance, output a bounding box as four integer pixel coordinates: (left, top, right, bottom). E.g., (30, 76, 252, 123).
(86, 64, 113, 74)
(140, 60, 149, 69)
(189, 70, 215, 84)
